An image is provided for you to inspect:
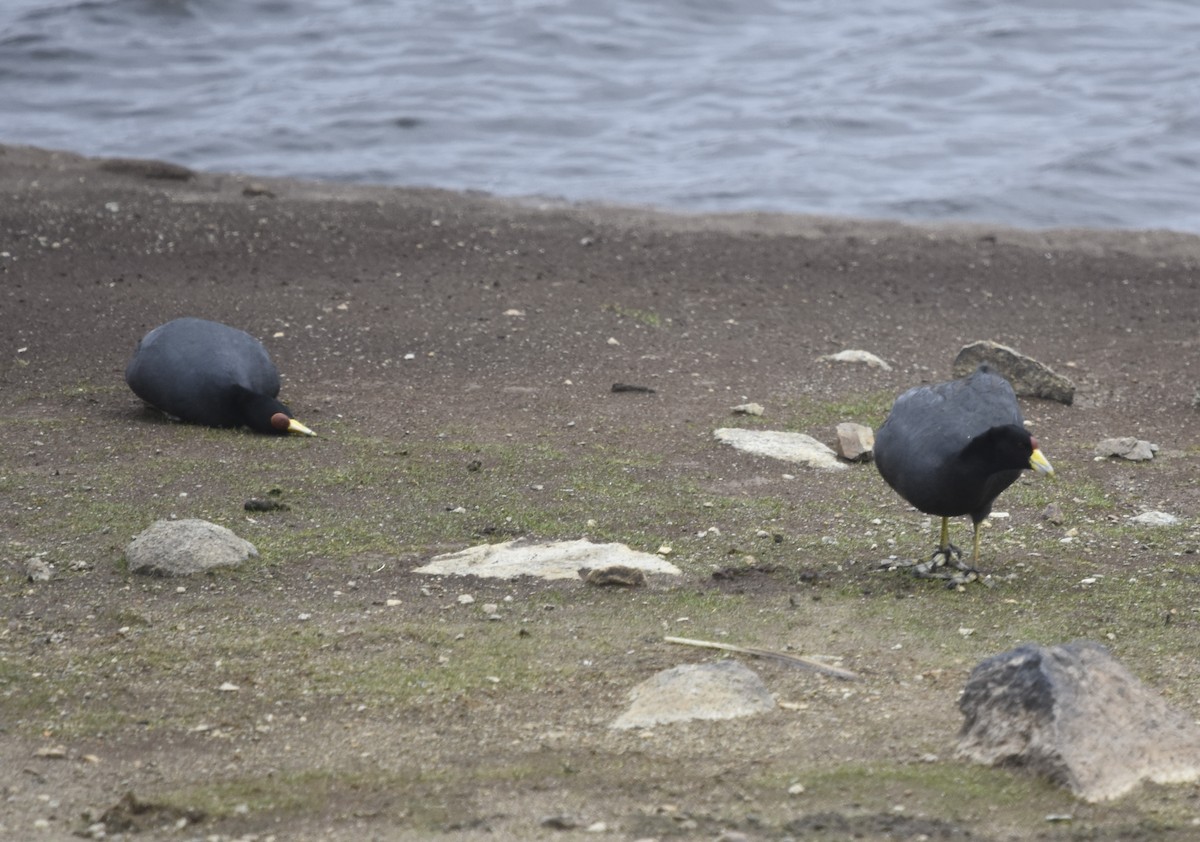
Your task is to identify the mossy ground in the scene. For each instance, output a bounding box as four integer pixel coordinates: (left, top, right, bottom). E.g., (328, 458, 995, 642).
(5, 387, 1199, 840)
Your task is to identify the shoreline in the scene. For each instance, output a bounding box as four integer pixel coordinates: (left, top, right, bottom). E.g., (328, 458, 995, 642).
(5, 141, 1200, 261)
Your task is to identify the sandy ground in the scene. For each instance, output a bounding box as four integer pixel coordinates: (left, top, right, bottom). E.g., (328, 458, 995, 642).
(2, 143, 1199, 841)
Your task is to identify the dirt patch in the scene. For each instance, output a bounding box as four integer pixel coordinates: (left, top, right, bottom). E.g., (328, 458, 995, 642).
(2, 143, 1199, 840)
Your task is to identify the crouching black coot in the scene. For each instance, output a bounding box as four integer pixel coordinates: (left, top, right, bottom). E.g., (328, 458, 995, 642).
(874, 364, 1052, 578)
(125, 317, 315, 436)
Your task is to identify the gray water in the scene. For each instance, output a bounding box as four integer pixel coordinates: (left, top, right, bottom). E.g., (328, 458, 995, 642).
(3, 0, 1199, 231)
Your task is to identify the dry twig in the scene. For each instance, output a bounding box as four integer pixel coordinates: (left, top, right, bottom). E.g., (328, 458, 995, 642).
(665, 635, 859, 681)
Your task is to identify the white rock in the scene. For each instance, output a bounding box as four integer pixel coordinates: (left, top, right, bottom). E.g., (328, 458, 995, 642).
(1129, 511, 1180, 527)
(416, 538, 681, 581)
(731, 403, 765, 416)
(818, 349, 892, 370)
(714, 428, 846, 471)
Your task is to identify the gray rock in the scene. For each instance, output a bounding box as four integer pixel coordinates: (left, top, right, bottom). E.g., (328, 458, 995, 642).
(951, 341, 1075, 404)
(835, 422, 875, 462)
(1095, 437, 1157, 461)
(713, 428, 846, 471)
(24, 557, 54, 582)
(611, 660, 775, 729)
(957, 641, 1200, 801)
(125, 518, 258, 576)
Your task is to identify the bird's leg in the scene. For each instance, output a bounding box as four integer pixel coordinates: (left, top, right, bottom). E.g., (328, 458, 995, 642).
(929, 517, 964, 568)
(913, 518, 957, 578)
(936, 523, 986, 587)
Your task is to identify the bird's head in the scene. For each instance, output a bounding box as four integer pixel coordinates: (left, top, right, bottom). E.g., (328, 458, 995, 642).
(237, 389, 316, 436)
(966, 424, 1053, 475)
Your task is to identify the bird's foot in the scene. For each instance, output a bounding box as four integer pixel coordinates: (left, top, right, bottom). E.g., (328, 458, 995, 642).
(929, 543, 974, 570)
(910, 563, 983, 588)
(877, 556, 987, 588)
(912, 546, 982, 587)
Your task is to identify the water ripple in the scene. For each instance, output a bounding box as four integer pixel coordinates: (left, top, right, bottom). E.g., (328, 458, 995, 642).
(1, 0, 1198, 230)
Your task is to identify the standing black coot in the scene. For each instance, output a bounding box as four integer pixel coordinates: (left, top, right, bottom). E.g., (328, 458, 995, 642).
(874, 364, 1052, 576)
(125, 317, 315, 436)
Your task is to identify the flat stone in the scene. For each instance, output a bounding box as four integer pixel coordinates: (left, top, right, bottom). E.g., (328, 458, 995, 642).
(611, 660, 776, 729)
(818, 349, 892, 371)
(957, 641, 1200, 801)
(1095, 437, 1157, 461)
(125, 518, 258, 576)
(414, 538, 681, 580)
(835, 422, 874, 462)
(952, 340, 1075, 404)
(714, 428, 846, 471)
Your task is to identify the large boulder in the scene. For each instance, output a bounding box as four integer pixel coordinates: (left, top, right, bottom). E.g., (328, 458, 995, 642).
(957, 641, 1200, 801)
(952, 341, 1075, 404)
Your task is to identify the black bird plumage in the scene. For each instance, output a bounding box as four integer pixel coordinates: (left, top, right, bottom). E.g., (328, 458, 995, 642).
(125, 317, 314, 436)
(874, 364, 1052, 573)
